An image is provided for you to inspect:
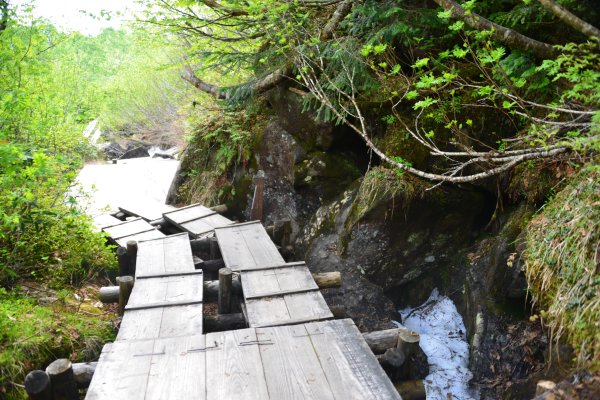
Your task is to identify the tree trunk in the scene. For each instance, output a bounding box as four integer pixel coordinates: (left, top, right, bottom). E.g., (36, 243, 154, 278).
(538, 0, 600, 38)
(434, 0, 557, 59)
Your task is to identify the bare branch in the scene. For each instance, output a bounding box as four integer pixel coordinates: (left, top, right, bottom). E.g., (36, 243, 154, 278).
(433, 0, 557, 59)
(182, 0, 354, 98)
(538, 0, 600, 38)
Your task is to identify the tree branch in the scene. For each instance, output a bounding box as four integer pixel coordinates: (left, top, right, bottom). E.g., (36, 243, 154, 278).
(182, 0, 354, 98)
(538, 0, 600, 38)
(433, 0, 557, 59)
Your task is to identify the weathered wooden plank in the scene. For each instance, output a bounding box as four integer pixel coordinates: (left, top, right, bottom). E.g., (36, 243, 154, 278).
(135, 233, 194, 278)
(205, 328, 269, 400)
(114, 230, 165, 247)
(181, 213, 233, 237)
(163, 204, 214, 224)
(245, 296, 290, 328)
(257, 324, 335, 400)
(117, 304, 204, 341)
(126, 274, 203, 309)
(85, 341, 153, 400)
(92, 214, 123, 231)
(305, 319, 402, 400)
(215, 222, 284, 271)
(242, 264, 318, 299)
(102, 218, 153, 240)
(283, 291, 333, 323)
(246, 291, 332, 328)
(119, 202, 175, 222)
(146, 335, 207, 400)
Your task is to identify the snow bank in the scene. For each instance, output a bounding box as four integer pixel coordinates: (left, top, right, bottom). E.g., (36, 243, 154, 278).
(396, 289, 479, 400)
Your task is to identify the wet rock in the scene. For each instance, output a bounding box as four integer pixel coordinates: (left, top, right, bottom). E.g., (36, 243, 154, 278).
(265, 85, 336, 151)
(120, 143, 151, 159)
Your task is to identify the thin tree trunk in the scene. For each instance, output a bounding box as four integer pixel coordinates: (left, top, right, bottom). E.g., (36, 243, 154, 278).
(538, 0, 600, 38)
(434, 0, 557, 59)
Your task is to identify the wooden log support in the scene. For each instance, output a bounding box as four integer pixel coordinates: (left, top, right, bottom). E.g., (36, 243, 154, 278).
(198, 259, 225, 272)
(203, 313, 246, 332)
(363, 327, 421, 370)
(210, 204, 228, 214)
(209, 236, 221, 260)
(250, 170, 265, 221)
(72, 362, 97, 388)
(126, 240, 138, 276)
(312, 271, 342, 289)
(45, 359, 78, 400)
(116, 246, 128, 276)
(117, 276, 134, 316)
(218, 268, 233, 314)
(100, 271, 340, 304)
(190, 237, 211, 255)
(394, 380, 425, 400)
(99, 286, 120, 303)
(24, 370, 52, 400)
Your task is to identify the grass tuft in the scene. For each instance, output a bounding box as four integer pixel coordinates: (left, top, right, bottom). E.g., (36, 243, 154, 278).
(524, 164, 599, 371)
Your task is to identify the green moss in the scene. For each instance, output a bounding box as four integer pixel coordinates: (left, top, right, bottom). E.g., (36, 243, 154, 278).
(524, 164, 599, 371)
(341, 166, 426, 245)
(178, 106, 269, 206)
(0, 288, 115, 399)
(373, 120, 429, 169)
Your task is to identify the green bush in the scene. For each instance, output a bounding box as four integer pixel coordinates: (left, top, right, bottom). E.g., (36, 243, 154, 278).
(0, 144, 116, 285)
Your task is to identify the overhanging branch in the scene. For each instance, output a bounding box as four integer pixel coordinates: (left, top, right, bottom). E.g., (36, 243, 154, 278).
(538, 0, 600, 38)
(434, 0, 557, 59)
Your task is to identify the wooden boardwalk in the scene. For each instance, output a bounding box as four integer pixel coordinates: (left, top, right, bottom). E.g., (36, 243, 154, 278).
(164, 203, 233, 238)
(216, 222, 333, 328)
(87, 319, 400, 400)
(87, 204, 401, 400)
(102, 217, 165, 246)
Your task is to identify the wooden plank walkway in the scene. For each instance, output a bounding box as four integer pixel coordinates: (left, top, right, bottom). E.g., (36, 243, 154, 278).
(163, 203, 233, 238)
(92, 214, 123, 231)
(86, 203, 400, 400)
(215, 221, 285, 271)
(102, 217, 165, 246)
(119, 201, 175, 222)
(86, 319, 401, 400)
(216, 222, 333, 328)
(135, 233, 194, 278)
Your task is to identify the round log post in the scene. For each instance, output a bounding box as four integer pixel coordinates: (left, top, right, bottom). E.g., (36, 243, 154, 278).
(312, 272, 342, 289)
(24, 370, 52, 400)
(99, 286, 120, 303)
(46, 359, 78, 400)
(209, 237, 221, 260)
(126, 241, 138, 276)
(116, 246, 128, 276)
(210, 204, 228, 213)
(396, 328, 420, 357)
(117, 276, 134, 316)
(218, 268, 233, 314)
(204, 313, 246, 332)
(250, 170, 265, 221)
(72, 362, 97, 388)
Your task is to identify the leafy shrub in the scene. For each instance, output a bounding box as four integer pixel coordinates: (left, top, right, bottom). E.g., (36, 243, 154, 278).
(0, 144, 116, 285)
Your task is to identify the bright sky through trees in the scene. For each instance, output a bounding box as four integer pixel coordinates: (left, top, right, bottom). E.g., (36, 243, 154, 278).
(13, 0, 141, 35)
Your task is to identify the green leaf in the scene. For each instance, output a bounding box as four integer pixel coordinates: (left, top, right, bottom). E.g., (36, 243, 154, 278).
(412, 58, 430, 69)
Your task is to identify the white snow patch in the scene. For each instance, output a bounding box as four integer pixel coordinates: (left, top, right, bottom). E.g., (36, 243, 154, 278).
(397, 289, 480, 400)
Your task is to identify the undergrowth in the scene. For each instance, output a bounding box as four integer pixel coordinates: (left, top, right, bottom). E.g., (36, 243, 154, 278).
(524, 164, 599, 371)
(0, 286, 116, 399)
(178, 106, 268, 205)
